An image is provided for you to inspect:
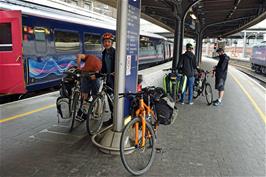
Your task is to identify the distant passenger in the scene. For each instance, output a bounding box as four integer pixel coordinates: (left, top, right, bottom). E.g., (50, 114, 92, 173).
(177, 43, 197, 105)
(213, 48, 230, 106)
(101, 32, 116, 89)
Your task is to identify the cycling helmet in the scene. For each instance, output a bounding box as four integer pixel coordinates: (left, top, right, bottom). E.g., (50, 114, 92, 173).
(102, 32, 114, 41)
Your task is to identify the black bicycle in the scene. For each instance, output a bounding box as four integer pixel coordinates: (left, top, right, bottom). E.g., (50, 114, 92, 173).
(69, 72, 97, 132)
(86, 73, 114, 135)
(193, 69, 213, 105)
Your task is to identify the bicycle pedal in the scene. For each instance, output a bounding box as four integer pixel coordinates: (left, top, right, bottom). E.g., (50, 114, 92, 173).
(156, 147, 164, 153)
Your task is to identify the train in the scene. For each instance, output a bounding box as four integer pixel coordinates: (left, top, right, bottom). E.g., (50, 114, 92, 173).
(0, 0, 173, 95)
(250, 34, 266, 74)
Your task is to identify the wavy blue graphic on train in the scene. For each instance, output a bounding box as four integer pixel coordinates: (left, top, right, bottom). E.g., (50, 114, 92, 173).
(28, 55, 76, 79)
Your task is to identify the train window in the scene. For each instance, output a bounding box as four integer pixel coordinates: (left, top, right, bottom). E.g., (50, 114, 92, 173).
(34, 29, 46, 41)
(0, 23, 12, 51)
(84, 33, 101, 51)
(34, 28, 47, 54)
(55, 30, 80, 53)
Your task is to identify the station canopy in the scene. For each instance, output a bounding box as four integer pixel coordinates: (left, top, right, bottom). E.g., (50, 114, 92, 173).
(98, 0, 266, 38)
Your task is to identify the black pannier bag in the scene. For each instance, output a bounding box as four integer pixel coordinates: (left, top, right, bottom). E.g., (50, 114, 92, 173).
(59, 67, 77, 98)
(155, 96, 178, 125)
(56, 66, 77, 120)
(56, 96, 71, 119)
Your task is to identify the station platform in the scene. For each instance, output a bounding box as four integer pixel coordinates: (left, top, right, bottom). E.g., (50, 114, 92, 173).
(0, 57, 265, 177)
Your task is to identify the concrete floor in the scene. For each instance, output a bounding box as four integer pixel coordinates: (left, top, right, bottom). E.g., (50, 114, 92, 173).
(0, 58, 265, 177)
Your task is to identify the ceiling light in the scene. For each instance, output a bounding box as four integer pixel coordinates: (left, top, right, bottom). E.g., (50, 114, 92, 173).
(190, 13, 197, 20)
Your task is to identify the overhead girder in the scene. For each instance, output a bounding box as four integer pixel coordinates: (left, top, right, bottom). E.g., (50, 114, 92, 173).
(96, 0, 266, 38)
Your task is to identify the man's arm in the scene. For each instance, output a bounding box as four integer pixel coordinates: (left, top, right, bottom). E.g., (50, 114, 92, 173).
(220, 56, 229, 72)
(76, 54, 86, 69)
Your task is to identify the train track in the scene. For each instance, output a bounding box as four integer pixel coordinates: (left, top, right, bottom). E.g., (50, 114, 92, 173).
(230, 62, 266, 88)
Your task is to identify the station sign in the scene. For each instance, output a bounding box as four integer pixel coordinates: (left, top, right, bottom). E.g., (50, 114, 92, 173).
(124, 0, 141, 116)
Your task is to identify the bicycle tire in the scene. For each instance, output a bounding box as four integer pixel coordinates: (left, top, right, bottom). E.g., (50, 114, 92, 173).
(205, 83, 213, 105)
(120, 117, 156, 176)
(193, 85, 200, 99)
(70, 91, 80, 132)
(86, 94, 105, 135)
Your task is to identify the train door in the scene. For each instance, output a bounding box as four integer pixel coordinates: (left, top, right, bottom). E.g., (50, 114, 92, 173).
(0, 10, 25, 94)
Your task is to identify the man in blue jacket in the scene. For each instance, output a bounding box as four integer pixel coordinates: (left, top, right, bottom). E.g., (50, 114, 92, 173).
(213, 48, 230, 106)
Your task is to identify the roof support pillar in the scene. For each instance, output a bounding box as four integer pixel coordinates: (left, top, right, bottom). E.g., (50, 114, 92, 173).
(195, 33, 203, 65)
(172, 14, 182, 101)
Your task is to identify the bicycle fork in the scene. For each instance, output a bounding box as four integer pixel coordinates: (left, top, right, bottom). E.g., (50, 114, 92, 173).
(135, 111, 146, 148)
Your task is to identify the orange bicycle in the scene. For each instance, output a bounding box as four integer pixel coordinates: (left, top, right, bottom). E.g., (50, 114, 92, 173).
(119, 87, 163, 176)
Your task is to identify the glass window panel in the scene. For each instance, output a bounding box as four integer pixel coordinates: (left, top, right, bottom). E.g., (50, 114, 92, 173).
(55, 30, 80, 53)
(84, 33, 101, 51)
(0, 23, 12, 51)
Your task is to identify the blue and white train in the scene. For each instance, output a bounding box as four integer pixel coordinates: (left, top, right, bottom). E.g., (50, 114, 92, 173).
(0, 0, 173, 94)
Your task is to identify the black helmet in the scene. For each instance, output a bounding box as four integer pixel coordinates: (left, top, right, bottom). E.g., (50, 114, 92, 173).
(216, 48, 224, 53)
(186, 43, 193, 49)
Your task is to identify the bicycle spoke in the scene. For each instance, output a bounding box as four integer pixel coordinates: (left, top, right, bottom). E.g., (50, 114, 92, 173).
(86, 95, 104, 135)
(120, 117, 156, 175)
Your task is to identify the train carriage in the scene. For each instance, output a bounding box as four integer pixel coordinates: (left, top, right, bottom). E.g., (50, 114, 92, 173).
(0, 0, 173, 95)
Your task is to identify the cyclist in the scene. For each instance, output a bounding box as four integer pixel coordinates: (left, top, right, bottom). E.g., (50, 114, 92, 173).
(213, 48, 230, 106)
(101, 32, 116, 89)
(101, 32, 116, 125)
(76, 54, 102, 120)
(177, 43, 197, 105)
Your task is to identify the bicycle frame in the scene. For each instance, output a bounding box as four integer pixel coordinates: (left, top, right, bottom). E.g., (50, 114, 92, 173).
(134, 96, 156, 148)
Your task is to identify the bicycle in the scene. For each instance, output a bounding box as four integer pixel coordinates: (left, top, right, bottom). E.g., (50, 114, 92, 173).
(193, 69, 213, 105)
(86, 73, 114, 135)
(119, 87, 161, 176)
(70, 71, 97, 132)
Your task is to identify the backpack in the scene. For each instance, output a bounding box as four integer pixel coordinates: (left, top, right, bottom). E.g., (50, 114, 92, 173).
(155, 96, 178, 125)
(56, 96, 71, 120)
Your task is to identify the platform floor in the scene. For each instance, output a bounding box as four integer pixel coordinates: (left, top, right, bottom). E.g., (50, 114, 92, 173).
(0, 57, 265, 177)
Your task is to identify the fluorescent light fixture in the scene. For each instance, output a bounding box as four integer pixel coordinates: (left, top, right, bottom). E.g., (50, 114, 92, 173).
(190, 13, 197, 20)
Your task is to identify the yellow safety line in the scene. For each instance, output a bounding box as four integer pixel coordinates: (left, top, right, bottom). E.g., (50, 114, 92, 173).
(0, 104, 55, 124)
(230, 72, 266, 124)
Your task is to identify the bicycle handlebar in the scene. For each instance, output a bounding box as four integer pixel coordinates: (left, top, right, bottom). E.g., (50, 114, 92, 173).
(162, 68, 177, 72)
(119, 86, 156, 97)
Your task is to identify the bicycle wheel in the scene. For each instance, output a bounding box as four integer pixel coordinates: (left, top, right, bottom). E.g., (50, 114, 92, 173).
(120, 117, 156, 176)
(86, 95, 105, 135)
(70, 91, 80, 132)
(205, 83, 213, 105)
(193, 85, 200, 99)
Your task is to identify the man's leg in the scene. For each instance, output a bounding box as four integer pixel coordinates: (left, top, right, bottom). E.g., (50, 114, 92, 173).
(188, 77, 195, 104)
(218, 90, 224, 102)
(213, 78, 225, 106)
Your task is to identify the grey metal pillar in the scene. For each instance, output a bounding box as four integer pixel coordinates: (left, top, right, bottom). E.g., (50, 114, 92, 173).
(90, 0, 128, 155)
(195, 34, 203, 65)
(172, 16, 182, 69)
(113, 0, 128, 132)
(171, 15, 182, 101)
(179, 19, 185, 56)
(195, 33, 200, 65)
(243, 31, 247, 58)
(198, 40, 203, 64)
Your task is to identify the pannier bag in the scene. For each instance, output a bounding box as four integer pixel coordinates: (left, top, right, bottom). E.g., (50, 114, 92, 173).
(56, 97, 71, 119)
(155, 96, 178, 125)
